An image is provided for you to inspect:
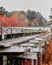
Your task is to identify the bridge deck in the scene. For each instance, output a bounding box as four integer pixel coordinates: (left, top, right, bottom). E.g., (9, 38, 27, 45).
(0, 35, 39, 47)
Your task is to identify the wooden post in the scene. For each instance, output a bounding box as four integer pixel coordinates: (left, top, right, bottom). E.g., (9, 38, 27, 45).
(1, 27, 5, 40)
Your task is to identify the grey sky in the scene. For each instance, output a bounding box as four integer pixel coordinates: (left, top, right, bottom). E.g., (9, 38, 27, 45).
(0, 0, 52, 21)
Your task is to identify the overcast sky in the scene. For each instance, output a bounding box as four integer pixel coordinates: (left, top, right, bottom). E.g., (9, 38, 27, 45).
(0, 0, 52, 21)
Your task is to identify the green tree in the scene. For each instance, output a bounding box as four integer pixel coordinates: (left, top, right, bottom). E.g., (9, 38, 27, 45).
(0, 7, 5, 15)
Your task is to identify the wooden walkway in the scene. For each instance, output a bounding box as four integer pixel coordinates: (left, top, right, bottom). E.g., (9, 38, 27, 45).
(0, 32, 52, 47)
(0, 35, 39, 47)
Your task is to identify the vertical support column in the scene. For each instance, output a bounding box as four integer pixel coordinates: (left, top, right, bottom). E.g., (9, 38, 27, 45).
(39, 48, 43, 65)
(0, 55, 3, 65)
(11, 28, 12, 38)
(36, 55, 38, 65)
(1, 27, 5, 41)
(3, 56, 7, 65)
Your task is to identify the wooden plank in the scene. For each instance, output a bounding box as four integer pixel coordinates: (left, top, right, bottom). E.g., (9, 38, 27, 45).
(0, 46, 25, 54)
(0, 35, 39, 47)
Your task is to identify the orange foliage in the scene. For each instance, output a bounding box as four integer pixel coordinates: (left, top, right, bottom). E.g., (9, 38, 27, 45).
(44, 38, 52, 63)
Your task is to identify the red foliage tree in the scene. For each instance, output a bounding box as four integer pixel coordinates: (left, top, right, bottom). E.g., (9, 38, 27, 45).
(11, 17, 21, 27)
